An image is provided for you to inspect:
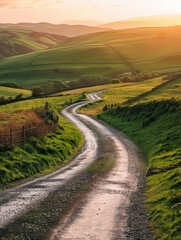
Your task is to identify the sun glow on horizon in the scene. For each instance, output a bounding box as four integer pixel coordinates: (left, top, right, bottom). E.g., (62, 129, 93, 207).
(0, 0, 181, 24)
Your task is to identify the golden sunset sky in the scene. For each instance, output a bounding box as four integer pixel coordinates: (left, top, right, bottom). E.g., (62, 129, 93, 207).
(0, 0, 181, 23)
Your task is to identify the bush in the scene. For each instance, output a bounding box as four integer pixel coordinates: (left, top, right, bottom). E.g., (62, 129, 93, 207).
(32, 87, 43, 97)
(15, 93, 23, 100)
(111, 79, 120, 84)
(78, 75, 110, 87)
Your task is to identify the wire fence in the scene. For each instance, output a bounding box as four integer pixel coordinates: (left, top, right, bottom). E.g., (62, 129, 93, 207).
(0, 122, 57, 150)
(0, 105, 58, 150)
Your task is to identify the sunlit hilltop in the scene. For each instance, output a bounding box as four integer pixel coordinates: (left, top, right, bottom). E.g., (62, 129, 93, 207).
(100, 15, 181, 29)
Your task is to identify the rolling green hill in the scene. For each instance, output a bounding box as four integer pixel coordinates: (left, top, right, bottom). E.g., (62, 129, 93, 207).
(0, 28, 67, 58)
(0, 86, 31, 99)
(0, 22, 109, 37)
(0, 26, 181, 87)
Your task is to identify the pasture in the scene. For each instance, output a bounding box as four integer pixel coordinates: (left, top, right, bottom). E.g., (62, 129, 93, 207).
(0, 26, 181, 87)
(0, 86, 32, 99)
(75, 76, 167, 115)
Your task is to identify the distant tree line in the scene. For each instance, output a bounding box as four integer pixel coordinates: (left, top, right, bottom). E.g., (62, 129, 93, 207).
(115, 71, 162, 83)
(68, 75, 111, 89)
(0, 94, 24, 105)
(0, 82, 24, 89)
(32, 80, 68, 97)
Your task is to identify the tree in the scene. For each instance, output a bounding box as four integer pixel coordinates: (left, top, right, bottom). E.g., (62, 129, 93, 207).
(45, 102, 49, 110)
(111, 79, 120, 84)
(0, 96, 6, 104)
(32, 87, 43, 97)
(15, 93, 23, 100)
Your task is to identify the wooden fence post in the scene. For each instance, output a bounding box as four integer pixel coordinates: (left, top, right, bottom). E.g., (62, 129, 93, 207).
(22, 126, 25, 142)
(4, 126, 6, 146)
(10, 128, 13, 147)
(29, 124, 32, 137)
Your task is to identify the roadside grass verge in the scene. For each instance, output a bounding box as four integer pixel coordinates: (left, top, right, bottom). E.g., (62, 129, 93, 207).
(97, 100, 181, 240)
(0, 93, 84, 188)
(0, 116, 83, 188)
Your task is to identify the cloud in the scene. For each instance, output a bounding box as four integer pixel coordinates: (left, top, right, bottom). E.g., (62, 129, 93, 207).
(0, 0, 63, 8)
(0, 0, 19, 8)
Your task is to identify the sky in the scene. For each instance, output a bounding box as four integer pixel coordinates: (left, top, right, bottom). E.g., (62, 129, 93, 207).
(0, 0, 181, 24)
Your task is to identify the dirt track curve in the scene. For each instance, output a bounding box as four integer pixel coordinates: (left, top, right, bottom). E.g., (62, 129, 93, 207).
(0, 93, 151, 239)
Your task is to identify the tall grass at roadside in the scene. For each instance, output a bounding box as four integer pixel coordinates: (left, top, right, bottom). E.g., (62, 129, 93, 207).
(98, 100, 181, 240)
(0, 93, 84, 187)
(0, 116, 83, 187)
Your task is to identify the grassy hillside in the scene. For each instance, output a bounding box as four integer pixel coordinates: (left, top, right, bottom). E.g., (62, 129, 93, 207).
(0, 28, 67, 58)
(0, 86, 31, 99)
(0, 22, 109, 37)
(0, 26, 180, 87)
(98, 100, 181, 240)
(59, 26, 181, 71)
(76, 76, 167, 115)
(135, 76, 181, 103)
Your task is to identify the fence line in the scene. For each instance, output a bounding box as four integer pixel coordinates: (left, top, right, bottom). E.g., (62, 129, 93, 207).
(0, 121, 57, 149)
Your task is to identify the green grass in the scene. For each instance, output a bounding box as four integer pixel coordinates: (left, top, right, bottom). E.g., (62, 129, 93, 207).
(0, 28, 67, 59)
(136, 77, 181, 103)
(0, 26, 181, 87)
(0, 93, 84, 187)
(89, 76, 181, 239)
(0, 86, 32, 99)
(78, 76, 166, 115)
(97, 100, 181, 240)
(0, 93, 81, 112)
(0, 116, 83, 187)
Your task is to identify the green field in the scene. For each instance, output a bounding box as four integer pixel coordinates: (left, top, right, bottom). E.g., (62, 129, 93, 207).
(0, 86, 32, 99)
(73, 76, 167, 115)
(0, 92, 81, 112)
(136, 77, 181, 103)
(0, 28, 67, 59)
(0, 26, 181, 87)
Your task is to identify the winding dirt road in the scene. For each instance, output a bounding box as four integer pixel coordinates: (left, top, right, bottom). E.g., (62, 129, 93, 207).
(0, 93, 141, 239)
